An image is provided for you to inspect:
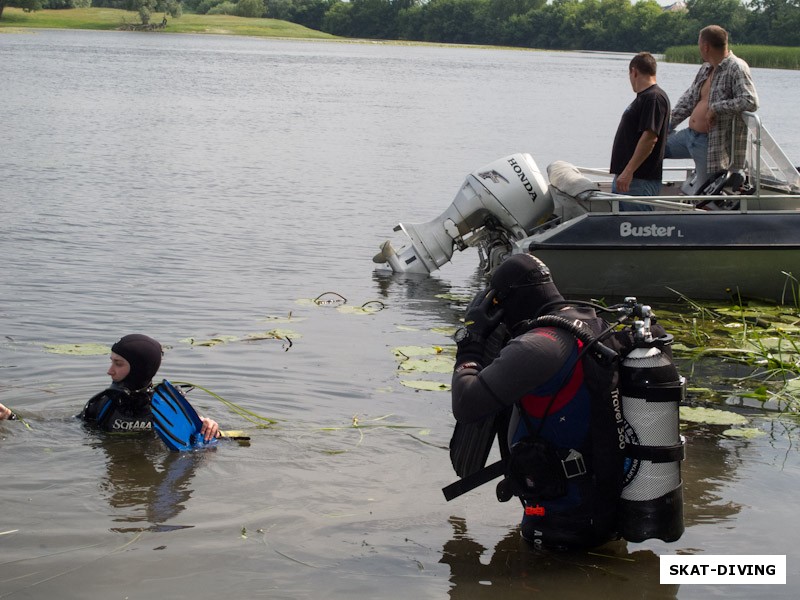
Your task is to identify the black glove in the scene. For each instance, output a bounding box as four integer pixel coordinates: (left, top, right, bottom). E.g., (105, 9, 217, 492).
(465, 288, 504, 341)
(455, 289, 504, 366)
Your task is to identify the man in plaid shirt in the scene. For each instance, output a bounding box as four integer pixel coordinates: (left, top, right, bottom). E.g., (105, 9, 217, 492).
(665, 25, 759, 191)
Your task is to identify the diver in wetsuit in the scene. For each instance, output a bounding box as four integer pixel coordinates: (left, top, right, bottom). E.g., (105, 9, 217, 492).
(451, 254, 624, 551)
(80, 334, 219, 441)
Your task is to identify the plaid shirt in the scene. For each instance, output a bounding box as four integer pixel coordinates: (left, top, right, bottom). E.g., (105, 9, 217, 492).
(670, 52, 759, 172)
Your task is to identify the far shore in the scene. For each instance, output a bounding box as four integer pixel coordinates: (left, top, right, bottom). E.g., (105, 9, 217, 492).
(3, 8, 800, 69)
(0, 8, 337, 39)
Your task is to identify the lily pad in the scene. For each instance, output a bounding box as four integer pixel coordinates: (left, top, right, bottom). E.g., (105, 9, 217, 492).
(399, 380, 451, 392)
(180, 335, 239, 347)
(722, 427, 765, 439)
(743, 337, 799, 352)
(397, 356, 454, 374)
(680, 406, 748, 426)
(396, 325, 419, 332)
(434, 293, 472, 303)
(295, 298, 321, 306)
(43, 343, 110, 356)
(244, 329, 301, 341)
(781, 378, 800, 392)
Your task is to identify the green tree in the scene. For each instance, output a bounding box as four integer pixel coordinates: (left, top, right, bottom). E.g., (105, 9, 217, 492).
(644, 6, 697, 52)
(1, 0, 43, 20)
(747, 0, 800, 45)
(195, 0, 226, 13)
(322, 0, 353, 36)
(487, 0, 543, 21)
(420, 0, 490, 44)
(548, 0, 584, 50)
(396, 2, 423, 39)
(236, 0, 265, 17)
(686, 0, 749, 43)
(44, 0, 91, 7)
(348, 0, 396, 39)
(264, 0, 293, 19)
(294, 0, 336, 30)
(207, 0, 235, 12)
(132, 0, 180, 25)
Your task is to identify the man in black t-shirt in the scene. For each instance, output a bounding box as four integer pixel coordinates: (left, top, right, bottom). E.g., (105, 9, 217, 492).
(610, 52, 671, 211)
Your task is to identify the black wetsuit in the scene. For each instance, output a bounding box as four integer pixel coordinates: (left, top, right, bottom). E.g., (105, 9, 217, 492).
(80, 384, 154, 433)
(452, 307, 622, 550)
(452, 307, 606, 432)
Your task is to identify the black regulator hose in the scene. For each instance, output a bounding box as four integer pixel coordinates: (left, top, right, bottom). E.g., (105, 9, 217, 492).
(515, 314, 619, 366)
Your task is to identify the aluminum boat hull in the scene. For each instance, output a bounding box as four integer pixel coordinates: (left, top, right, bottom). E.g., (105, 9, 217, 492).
(523, 211, 800, 301)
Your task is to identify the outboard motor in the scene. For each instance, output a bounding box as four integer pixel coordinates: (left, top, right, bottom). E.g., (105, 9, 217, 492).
(373, 153, 553, 274)
(618, 302, 685, 543)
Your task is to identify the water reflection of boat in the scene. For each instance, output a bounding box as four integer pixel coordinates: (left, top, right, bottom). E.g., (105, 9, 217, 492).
(374, 112, 800, 302)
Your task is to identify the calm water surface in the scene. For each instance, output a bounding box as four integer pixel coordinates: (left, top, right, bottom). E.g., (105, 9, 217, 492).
(2, 29, 800, 599)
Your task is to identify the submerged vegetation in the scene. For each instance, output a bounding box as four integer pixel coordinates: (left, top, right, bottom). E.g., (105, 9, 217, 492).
(655, 290, 800, 415)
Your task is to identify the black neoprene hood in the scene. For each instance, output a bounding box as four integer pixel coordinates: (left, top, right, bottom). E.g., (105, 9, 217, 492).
(490, 253, 565, 327)
(111, 334, 163, 391)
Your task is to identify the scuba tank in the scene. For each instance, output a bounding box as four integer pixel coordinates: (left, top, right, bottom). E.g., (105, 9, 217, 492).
(617, 301, 685, 543)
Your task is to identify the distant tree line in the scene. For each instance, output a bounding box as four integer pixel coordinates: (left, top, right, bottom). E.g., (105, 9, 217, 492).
(252, 0, 800, 51)
(4, 0, 800, 51)
(0, 0, 179, 23)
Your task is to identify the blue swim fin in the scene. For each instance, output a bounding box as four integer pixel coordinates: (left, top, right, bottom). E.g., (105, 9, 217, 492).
(151, 380, 216, 452)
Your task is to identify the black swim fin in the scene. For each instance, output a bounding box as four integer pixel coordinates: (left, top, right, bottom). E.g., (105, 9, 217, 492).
(151, 380, 217, 452)
(449, 324, 512, 477)
(449, 407, 512, 478)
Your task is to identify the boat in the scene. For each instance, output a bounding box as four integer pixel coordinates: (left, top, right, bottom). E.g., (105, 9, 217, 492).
(373, 112, 800, 302)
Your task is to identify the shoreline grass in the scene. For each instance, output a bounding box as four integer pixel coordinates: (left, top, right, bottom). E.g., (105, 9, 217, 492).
(0, 8, 338, 39)
(665, 44, 800, 70)
(5, 9, 800, 69)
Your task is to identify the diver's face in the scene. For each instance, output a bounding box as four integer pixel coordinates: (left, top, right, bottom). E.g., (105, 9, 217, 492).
(108, 352, 131, 383)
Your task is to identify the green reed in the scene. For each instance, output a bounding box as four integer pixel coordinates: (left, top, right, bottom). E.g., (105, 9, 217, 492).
(664, 44, 800, 70)
(656, 293, 800, 412)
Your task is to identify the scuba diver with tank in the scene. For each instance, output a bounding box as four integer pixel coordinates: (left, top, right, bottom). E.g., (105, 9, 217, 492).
(446, 253, 685, 551)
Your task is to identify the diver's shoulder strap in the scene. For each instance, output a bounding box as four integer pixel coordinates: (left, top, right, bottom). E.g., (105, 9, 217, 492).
(442, 459, 505, 502)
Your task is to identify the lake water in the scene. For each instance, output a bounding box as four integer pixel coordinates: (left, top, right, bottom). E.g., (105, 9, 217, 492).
(1, 29, 799, 599)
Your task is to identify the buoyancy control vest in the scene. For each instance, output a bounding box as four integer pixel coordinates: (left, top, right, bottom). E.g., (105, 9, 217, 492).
(443, 299, 685, 550)
(497, 315, 625, 551)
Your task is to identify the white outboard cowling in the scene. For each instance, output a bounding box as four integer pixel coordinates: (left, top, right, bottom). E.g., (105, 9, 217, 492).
(618, 309, 685, 543)
(373, 153, 553, 274)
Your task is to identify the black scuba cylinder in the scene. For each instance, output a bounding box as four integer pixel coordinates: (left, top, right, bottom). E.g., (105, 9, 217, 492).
(618, 340, 685, 543)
